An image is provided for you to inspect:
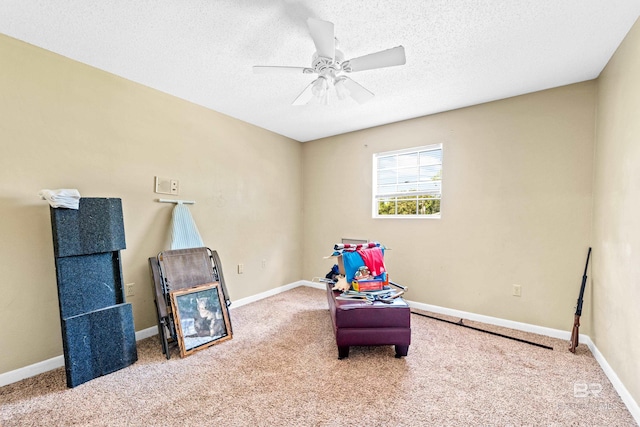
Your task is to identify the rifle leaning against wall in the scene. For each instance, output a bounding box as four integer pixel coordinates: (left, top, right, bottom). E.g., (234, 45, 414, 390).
(569, 247, 592, 353)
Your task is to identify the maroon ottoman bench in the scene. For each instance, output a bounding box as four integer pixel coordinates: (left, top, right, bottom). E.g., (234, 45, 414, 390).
(326, 283, 411, 359)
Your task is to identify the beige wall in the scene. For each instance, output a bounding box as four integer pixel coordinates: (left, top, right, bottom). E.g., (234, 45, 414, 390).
(593, 19, 640, 405)
(3, 18, 639, 410)
(303, 82, 596, 332)
(0, 34, 303, 374)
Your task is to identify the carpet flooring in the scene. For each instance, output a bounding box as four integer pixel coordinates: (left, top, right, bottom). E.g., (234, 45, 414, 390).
(0, 286, 636, 426)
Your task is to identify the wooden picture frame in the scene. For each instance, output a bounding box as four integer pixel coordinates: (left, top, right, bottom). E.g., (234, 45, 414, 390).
(170, 282, 232, 357)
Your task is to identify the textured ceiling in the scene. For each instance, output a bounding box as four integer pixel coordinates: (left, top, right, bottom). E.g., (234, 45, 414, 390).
(1, 1, 639, 142)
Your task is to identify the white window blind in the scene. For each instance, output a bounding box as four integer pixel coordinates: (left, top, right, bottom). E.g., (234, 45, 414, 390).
(372, 144, 442, 218)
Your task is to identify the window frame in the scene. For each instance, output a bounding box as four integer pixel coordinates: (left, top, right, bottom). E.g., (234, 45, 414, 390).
(372, 143, 443, 219)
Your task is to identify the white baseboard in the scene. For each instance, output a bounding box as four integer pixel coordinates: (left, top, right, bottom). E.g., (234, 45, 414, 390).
(135, 326, 158, 341)
(0, 281, 308, 388)
(230, 280, 308, 308)
(303, 278, 328, 290)
(0, 355, 65, 388)
(3, 279, 638, 426)
(407, 299, 580, 341)
(583, 336, 640, 423)
(304, 278, 580, 340)
(394, 297, 639, 426)
(0, 326, 160, 388)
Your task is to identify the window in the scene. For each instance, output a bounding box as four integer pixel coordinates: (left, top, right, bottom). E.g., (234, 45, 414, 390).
(372, 144, 442, 218)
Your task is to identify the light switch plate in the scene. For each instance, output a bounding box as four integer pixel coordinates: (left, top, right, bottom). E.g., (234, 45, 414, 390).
(155, 176, 172, 194)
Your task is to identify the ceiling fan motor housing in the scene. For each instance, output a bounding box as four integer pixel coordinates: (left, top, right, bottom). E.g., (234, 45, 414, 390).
(312, 49, 345, 77)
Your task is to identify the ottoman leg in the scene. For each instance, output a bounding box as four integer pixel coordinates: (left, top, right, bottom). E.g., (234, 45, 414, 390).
(395, 345, 409, 358)
(338, 346, 350, 359)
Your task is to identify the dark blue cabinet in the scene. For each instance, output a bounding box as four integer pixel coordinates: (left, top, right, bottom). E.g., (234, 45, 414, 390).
(50, 198, 137, 387)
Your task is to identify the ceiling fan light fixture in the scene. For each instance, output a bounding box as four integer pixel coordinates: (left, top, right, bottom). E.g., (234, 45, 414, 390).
(311, 76, 329, 97)
(334, 77, 350, 100)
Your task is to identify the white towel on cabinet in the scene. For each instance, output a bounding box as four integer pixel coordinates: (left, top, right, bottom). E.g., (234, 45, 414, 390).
(38, 189, 81, 209)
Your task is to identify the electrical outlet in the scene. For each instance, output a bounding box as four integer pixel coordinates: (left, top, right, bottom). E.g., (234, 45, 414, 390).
(237, 263, 244, 274)
(170, 179, 179, 195)
(512, 284, 522, 297)
(262, 259, 267, 269)
(125, 283, 135, 297)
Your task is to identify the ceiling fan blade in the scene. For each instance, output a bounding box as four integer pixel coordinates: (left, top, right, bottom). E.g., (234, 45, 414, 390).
(292, 80, 316, 106)
(343, 46, 406, 72)
(341, 77, 375, 104)
(253, 66, 313, 74)
(307, 18, 335, 59)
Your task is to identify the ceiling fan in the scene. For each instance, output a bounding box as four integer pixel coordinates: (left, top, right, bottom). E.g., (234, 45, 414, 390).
(253, 18, 406, 105)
